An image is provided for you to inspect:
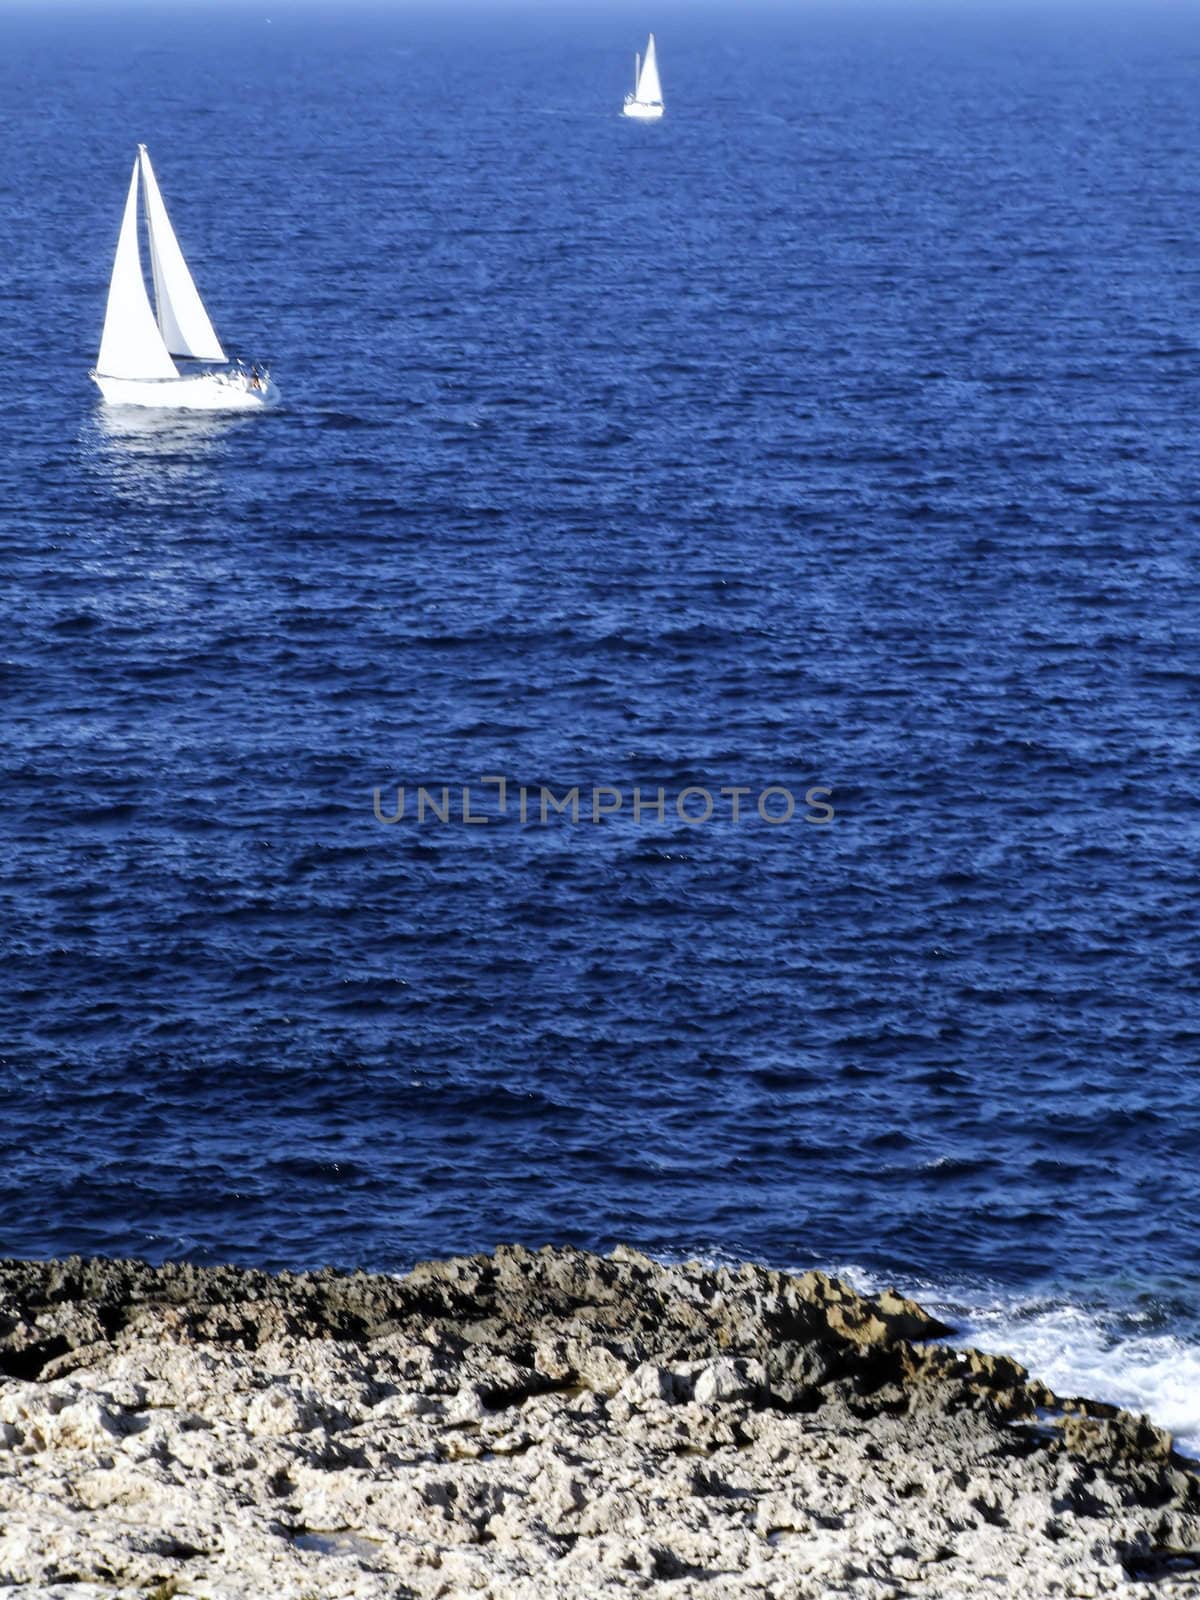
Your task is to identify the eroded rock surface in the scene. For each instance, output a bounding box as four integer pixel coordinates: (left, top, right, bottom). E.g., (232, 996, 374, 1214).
(0, 1245, 1197, 1597)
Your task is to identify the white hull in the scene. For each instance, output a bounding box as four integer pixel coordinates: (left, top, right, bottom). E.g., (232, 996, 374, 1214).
(91, 369, 276, 411)
(623, 98, 664, 120)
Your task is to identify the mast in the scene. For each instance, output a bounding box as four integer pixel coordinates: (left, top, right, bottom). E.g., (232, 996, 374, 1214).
(634, 51, 640, 98)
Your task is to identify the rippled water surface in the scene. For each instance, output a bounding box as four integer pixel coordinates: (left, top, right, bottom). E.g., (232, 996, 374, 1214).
(1, 3, 1198, 1430)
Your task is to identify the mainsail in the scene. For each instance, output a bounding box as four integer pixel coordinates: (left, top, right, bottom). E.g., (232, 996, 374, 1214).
(139, 146, 225, 362)
(95, 159, 178, 381)
(637, 34, 662, 104)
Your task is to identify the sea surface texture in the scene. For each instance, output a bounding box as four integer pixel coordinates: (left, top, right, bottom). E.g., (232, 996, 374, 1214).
(1, 3, 1198, 1448)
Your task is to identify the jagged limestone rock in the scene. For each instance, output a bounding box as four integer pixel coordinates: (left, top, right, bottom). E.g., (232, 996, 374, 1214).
(0, 1245, 1197, 1597)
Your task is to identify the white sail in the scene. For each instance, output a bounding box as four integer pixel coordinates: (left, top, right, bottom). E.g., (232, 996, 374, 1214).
(95, 159, 178, 381)
(637, 33, 662, 104)
(139, 145, 225, 363)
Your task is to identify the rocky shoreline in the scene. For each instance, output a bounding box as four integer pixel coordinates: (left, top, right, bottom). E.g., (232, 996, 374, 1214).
(1, 1246, 1198, 1598)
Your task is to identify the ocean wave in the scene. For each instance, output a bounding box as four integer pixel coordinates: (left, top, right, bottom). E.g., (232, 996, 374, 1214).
(946, 1300, 1200, 1461)
(834, 1265, 1200, 1459)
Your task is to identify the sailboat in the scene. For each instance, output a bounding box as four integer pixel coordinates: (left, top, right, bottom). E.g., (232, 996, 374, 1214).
(623, 33, 664, 120)
(91, 146, 276, 410)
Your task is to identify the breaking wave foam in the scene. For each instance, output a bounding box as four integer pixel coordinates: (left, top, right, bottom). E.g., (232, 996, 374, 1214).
(831, 1266, 1200, 1459)
(947, 1302, 1200, 1460)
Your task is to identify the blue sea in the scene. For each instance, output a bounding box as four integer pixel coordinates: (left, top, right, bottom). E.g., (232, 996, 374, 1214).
(2, 0, 1199, 1450)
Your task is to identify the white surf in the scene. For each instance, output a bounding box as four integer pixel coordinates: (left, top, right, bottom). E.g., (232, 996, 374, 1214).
(946, 1297, 1200, 1460)
(833, 1264, 1200, 1459)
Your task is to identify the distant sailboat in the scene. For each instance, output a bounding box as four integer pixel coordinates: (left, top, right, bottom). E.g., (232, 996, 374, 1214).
(91, 146, 276, 409)
(623, 33, 664, 120)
